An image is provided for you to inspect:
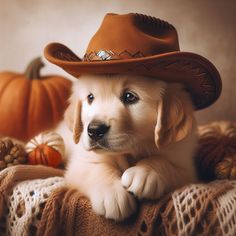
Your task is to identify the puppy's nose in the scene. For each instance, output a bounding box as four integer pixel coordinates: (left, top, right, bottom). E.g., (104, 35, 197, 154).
(87, 122, 110, 141)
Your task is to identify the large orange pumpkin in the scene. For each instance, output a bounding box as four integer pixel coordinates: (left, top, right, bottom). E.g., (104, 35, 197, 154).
(0, 57, 72, 141)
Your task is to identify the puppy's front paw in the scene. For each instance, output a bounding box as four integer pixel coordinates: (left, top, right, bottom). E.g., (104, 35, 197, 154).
(121, 166, 164, 199)
(90, 182, 136, 221)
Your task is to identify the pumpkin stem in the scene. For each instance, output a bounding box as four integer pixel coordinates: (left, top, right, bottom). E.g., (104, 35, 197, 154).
(24, 57, 45, 80)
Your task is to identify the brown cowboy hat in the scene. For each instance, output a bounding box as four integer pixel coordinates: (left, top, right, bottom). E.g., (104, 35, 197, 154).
(44, 13, 221, 110)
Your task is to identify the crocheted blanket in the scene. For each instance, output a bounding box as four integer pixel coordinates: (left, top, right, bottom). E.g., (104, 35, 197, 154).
(0, 165, 236, 236)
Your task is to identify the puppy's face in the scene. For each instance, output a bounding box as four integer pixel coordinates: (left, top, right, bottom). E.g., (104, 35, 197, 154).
(65, 74, 194, 155)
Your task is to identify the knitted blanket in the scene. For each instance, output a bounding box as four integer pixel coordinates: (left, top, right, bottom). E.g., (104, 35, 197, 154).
(0, 165, 236, 236)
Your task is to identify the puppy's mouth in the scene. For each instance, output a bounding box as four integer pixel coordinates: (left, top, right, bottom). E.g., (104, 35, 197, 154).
(87, 135, 133, 153)
(88, 141, 110, 152)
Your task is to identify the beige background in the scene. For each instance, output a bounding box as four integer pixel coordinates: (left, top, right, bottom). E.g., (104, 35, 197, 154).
(0, 0, 235, 124)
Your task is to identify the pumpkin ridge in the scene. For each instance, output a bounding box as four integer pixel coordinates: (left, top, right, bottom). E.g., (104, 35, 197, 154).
(51, 76, 72, 89)
(28, 81, 53, 139)
(45, 78, 71, 112)
(25, 79, 32, 140)
(0, 75, 20, 98)
(40, 145, 49, 165)
(59, 78, 72, 102)
(46, 76, 72, 94)
(40, 80, 60, 125)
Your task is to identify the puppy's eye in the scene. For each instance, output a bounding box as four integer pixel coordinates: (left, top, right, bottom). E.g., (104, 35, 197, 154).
(87, 93, 94, 104)
(121, 90, 139, 105)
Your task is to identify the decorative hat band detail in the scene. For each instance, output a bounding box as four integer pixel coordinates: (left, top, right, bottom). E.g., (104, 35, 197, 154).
(83, 50, 146, 61)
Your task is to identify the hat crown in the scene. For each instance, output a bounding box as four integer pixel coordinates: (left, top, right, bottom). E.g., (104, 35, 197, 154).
(44, 13, 222, 110)
(84, 13, 180, 61)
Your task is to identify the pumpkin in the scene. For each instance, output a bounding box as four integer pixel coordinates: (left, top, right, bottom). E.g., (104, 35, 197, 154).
(25, 131, 65, 167)
(0, 57, 72, 141)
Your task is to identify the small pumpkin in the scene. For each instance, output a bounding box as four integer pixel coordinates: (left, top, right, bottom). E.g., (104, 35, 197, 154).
(25, 131, 65, 168)
(0, 57, 72, 141)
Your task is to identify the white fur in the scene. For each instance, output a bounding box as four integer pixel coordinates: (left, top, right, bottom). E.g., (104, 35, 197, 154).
(55, 74, 198, 221)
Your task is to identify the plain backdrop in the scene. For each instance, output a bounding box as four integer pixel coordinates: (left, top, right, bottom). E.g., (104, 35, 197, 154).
(0, 0, 235, 124)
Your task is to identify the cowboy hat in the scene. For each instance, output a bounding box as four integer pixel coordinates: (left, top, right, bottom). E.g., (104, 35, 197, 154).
(44, 13, 221, 110)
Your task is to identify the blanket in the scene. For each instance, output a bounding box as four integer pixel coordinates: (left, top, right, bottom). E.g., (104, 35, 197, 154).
(1, 165, 236, 236)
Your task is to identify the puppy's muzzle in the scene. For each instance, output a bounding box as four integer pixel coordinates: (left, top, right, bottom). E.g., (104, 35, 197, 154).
(87, 121, 110, 141)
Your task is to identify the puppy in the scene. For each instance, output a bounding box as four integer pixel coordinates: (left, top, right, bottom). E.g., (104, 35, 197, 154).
(58, 74, 198, 221)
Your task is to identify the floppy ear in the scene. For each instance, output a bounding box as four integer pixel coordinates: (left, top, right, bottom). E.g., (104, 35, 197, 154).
(155, 84, 195, 149)
(64, 97, 82, 144)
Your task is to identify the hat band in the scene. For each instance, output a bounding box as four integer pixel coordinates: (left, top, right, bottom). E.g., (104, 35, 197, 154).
(83, 50, 145, 61)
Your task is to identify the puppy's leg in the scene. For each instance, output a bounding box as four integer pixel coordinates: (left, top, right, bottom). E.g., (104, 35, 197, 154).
(65, 161, 136, 221)
(121, 157, 196, 199)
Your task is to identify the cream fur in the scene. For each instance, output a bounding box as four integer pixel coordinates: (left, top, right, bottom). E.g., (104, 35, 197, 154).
(56, 74, 198, 221)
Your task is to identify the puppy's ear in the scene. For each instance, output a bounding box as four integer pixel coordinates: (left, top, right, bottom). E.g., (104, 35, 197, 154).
(155, 84, 194, 149)
(64, 97, 82, 144)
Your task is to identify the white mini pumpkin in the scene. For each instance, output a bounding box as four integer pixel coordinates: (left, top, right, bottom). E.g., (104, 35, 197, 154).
(25, 132, 65, 167)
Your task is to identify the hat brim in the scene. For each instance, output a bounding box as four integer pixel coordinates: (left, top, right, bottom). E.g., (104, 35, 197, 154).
(44, 42, 222, 110)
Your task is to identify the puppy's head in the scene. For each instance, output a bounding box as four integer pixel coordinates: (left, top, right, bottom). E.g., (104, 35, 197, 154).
(65, 74, 195, 155)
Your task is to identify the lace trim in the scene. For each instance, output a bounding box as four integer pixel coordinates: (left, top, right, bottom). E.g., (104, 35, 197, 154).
(5, 177, 65, 236)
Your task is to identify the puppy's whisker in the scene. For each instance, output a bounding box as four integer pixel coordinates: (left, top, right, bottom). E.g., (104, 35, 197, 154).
(104, 133, 134, 151)
(97, 143, 111, 151)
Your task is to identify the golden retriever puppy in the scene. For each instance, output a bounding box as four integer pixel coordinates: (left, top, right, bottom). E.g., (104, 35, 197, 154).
(59, 74, 198, 221)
